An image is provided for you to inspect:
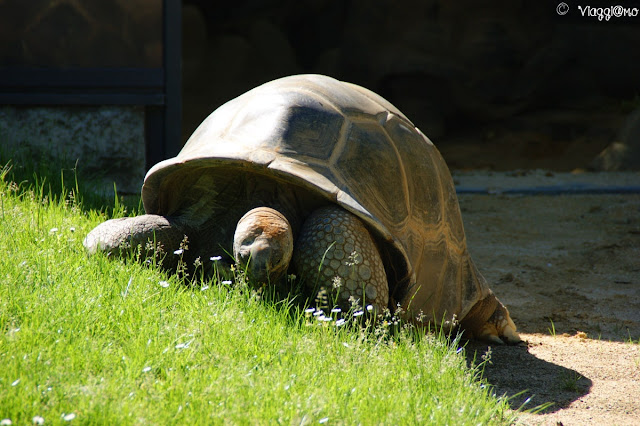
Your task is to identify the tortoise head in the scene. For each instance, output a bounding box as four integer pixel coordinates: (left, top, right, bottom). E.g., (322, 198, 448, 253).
(233, 207, 294, 285)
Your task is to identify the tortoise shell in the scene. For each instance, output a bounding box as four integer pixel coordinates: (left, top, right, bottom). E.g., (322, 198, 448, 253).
(142, 74, 491, 322)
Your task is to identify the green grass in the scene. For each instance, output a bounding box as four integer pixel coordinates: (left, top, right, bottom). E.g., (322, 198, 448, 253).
(558, 371, 584, 393)
(547, 318, 557, 337)
(0, 163, 517, 425)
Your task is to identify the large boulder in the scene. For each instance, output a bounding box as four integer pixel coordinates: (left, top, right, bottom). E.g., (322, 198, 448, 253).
(592, 107, 640, 171)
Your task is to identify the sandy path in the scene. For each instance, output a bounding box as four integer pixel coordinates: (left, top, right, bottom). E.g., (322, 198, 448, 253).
(456, 171, 639, 425)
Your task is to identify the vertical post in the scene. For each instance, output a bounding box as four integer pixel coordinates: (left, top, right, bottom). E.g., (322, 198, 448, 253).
(145, 106, 165, 170)
(163, 0, 182, 159)
(146, 0, 182, 170)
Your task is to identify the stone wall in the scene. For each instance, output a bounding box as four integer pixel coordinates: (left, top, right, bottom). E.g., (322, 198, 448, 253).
(0, 106, 146, 193)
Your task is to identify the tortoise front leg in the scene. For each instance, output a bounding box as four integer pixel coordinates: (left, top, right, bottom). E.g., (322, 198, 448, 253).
(83, 215, 186, 270)
(293, 205, 389, 314)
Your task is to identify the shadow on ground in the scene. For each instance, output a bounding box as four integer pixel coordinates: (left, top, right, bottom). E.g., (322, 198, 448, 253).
(463, 340, 592, 414)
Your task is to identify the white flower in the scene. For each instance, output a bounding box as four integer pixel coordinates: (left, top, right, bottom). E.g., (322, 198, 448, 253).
(32, 416, 45, 425)
(11, 379, 19, 386)
(319, 418, 329, 424)
(173, 249, 184, 255)
(63, 413, 76, 421)
(200, 285, 210, 291)
(1, 419, 12, 425)
(159, 280, 170, 288)
(335, 319, 346, 327)
(210, 256, 222, 261)
(332, 276, 342, 289)
(175, 340, 192, 349)
(142, 366, 152, 373)
(331, 307, 342, 313)
(353, 311, 364, 317)
(221, 280, 232, 285)
(49, 227, 59, 234)
(69, 227, 76, 233)
(366, 305, 374, 312)
(304, 308, 316, 314)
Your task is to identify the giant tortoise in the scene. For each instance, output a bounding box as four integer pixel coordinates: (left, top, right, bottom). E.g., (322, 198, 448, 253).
(84, 74, 519, 343)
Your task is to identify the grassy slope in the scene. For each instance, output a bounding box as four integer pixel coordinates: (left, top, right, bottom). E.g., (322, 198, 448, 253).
(0, 164, 516, 425)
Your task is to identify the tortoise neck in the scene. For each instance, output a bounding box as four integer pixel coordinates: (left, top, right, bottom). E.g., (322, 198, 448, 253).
(244, 176, 303, 237)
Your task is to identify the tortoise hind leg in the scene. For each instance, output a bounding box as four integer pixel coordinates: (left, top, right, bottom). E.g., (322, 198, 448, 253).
(293, 205, 389, 314)
(462, 294, 521, 344)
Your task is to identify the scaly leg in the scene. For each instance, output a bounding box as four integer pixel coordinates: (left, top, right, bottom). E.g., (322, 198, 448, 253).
(293, 205, 389, 314)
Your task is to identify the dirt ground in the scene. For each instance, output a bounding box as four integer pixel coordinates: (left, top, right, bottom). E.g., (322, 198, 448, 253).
(454, 171, 639, 425)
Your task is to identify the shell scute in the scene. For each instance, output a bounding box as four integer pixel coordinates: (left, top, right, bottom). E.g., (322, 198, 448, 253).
(274, 92, 346, 162)
(334, 118, 410, 229)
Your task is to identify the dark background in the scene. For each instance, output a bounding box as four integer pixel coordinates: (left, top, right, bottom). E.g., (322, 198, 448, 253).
(181, 0, 640, 171)
(0, 0, 638, 172)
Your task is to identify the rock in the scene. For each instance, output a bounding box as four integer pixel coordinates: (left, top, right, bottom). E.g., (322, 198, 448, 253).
(591, 107, 640, 171)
